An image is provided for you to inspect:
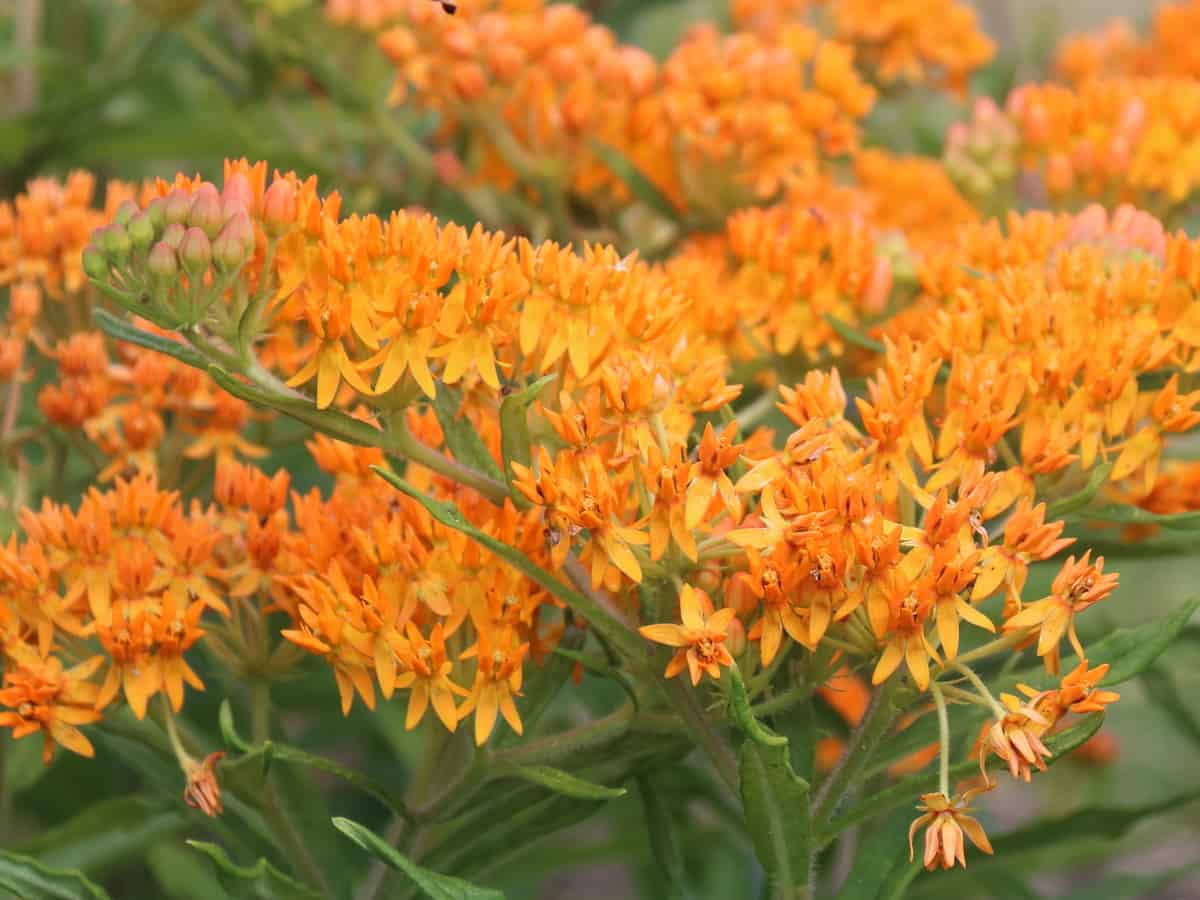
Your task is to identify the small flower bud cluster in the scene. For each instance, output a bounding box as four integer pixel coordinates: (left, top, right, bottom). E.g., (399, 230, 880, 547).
(944, 98, 1020, 207)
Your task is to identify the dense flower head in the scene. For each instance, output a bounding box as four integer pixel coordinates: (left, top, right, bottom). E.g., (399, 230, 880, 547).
(730, 0, 994, 91)
(1005, 78, 1200, 207)
(1054, 2, 1200, 85)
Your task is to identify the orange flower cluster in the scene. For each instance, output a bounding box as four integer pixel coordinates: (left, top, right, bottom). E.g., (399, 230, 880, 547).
(730, 0, 994, 91)
(1005, 78, 1200, 207)
(377, 1, 874, 211)
(1054, 1, 1200, 85)
(1, 475, 226, 760)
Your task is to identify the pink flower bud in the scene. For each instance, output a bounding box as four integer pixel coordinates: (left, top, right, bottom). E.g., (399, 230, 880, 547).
(188, 185, 224, 238)
(262, 180, 298, 235)
(179, 226, 212, 274)
(163, 189, 192, 226)
(147, 241, 179, 280)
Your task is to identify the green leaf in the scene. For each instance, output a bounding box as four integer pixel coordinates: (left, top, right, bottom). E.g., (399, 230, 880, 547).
(218, 700, 412, 820)
(824, 314, 885, 354)
(739, 739, 812, 900)
(823, 713, 1104, 840)
(0, 850, 112, 900)
(1045, 463, 1113, 519)
(433, 387, 503, 482)
(495, 763, 627, 799)
(1075, 503, 1200, 530)
(1140, 664, 1200, 747)
(728, 667, 787, 748)
(146, 842, 233, 900)
(1056, 865, 1200, 900)
(186, 842, 323, 900)
(590, 140, 679, 221)
(499, 374, 556, 504)
(207, 366, 385, 449)
(832, 808, 915, 900)
(637, 775, 691, 900)
(332, 817, 506, 900)
(18, 796, 187, 876)
(372, 467, 646, 662)
(93, 309, 206, 369)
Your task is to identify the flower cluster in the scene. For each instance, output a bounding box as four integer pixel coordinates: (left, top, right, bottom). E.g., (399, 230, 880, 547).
(730, 0, 994, 91)
(1054, 1, 1200, 85)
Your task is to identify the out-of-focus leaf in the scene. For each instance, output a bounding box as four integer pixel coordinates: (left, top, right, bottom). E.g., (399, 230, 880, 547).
(2, 731, 49, 795)
(739, 737, 811, 900)
(187, 842, 322, 900)
(825, 315, 884, 354)
(833, 808, 915, 900)
(1141, 664, 1200, 746)
(494, 762, 627, 800)
(1045, 463, 1113, 519)
(1076, 504, 1200, 530)
(0, 850, 111, 900)
(332, 817, 507, 900)
(1056, 865, 1200, 900)
(18, 796, 187, 876)
(433, 386, 503, 482)
(218, 700, 412, 819)
(637, 775, 690, 900)
(498, 374, 555, 504)
(591, 140, 679, 221)
(146, 842, 233, 900)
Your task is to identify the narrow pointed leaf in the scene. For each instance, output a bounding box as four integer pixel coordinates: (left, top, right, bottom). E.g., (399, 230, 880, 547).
(186, 842, 322, 900)
(824, 314, 885, 354)
(93, 308, 205, 368)
(1045, 463, 1112, 519)
(1075, 503, 1200, 530)
(495, 763, 627, 799)
(728, 667, 786, 748)
(590, 140, 679, 221)
(433, 387, 503, 481)
(0, 850, 112, 900)
(332, 817, 506, 900)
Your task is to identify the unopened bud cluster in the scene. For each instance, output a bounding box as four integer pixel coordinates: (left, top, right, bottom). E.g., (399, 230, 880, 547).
(943, 98, 1019, 205)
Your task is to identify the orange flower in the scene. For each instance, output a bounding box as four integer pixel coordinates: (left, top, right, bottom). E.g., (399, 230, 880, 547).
(639, 585, 736, 685)
(1004, 552, 1119, 672)
(394, 623, 468, 732)
(980, 694, 1053, 782)
(685, 422, 743, 530)
(459, 627, 529, 745)
(0, 654, 105, 763)
(908, 786, 994, 871)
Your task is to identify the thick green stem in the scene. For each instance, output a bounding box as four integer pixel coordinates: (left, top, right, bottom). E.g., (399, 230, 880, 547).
(660, 677, 739, 794)
(389, 414, 509, 503)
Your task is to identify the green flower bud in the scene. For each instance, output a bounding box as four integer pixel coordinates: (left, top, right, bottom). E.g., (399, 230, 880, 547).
(147, 241, 179, 281)
(179, 226, 212, 275)
(112, 200, 140, 228)
(164, 190, 192, 226)
(128, 212, 156, 250)
(144, 197, 167, 231)
(100, 224, 132, 262)
(82, 245, 109, 280)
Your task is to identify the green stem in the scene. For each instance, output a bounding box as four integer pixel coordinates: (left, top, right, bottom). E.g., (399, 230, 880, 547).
(948, 629, 1028, 668)
(931, 682, 950, 796)
(951, 662, 1006, 718)
(495, 704, 635, 767)
(812, 678, 899, 825)
(750, 684, 813, 718)
(389, 413, 508, 503)
(660, 677, 739, 794)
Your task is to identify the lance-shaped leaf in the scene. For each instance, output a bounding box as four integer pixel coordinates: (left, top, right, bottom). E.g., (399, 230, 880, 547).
(739, 738, 812, 900)
(493, 762, 627, 799)
(499, 374, 555, 504)
(638, 775, 691, 900)
(1073, 503, 1200, 530)
(433, 386, 503, 482)
(590, 140, 679, 222)
(93, 308, 206, 368)
(0, 850, 112, 900)
(372, 466, 645, 661)
(1045, 463, 1113, 519)
(187, 842, 322, 900)
(333, 817, 506, 900)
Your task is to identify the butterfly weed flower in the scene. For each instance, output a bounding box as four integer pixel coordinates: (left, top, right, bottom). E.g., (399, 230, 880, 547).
(639, 585, 736, 686)
(908, 785, 995, 871)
